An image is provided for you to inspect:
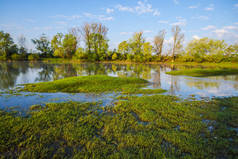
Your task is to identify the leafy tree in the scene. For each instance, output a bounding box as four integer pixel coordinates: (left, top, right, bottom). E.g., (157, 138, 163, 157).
(32, 34, 52, 57)
(185, 38, 229, 62)
(130, 32, 145, 56)
(51, 33, 77, 58)
(142, 42, 153, 61)
(118, 41, 130, 60)
(0, 31, 18, 58)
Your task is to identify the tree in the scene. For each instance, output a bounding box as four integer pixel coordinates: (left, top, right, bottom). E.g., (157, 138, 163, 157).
(0, 31, 18, 58)
(153, 30, 166, 56)
(51, 33, 77, 58)
(63, 34, 77, 58)
(32, 34, 52, 57)
(142, 42, 153, 61)
(118, 41, 130, 60)
(171, 25, 184, 62)
(185, 38, 229, 62)
(80, 23, 92, 54)
(80, 23, 109, 61)
(130, 32, 145, 56)
(18, 35, 27, 55)
(69, 27, 81, 48)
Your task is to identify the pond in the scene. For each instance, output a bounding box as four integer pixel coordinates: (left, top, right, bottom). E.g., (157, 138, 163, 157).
(1, 61, 238, 110)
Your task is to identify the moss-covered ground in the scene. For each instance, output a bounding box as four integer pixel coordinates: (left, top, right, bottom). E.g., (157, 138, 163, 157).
(21, 75, 166, 94)
(0, 95, 237, 158)
(166, 68, 238, 77)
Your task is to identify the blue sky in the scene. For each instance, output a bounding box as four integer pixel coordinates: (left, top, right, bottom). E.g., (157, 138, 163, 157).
(0, 0, 238, 50)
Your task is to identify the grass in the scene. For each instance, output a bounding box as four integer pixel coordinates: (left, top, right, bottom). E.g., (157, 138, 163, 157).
(22, 75, 166, 94)
(166, 68, 238, 77)
(0, 95, 237, 158)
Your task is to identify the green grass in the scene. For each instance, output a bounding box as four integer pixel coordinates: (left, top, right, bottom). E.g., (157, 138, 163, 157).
(22, 75, 166, 94)
(0, 95, 237, 158)
(166, 68, 238, 77)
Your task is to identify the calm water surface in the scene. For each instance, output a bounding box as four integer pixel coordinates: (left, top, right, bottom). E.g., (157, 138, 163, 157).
(1, 61, 238, 110)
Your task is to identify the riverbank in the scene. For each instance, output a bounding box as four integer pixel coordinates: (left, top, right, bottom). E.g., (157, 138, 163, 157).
(41, 58, 238, 69)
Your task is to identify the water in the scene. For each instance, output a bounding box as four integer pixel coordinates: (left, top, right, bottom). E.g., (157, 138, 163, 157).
(1, 61, 238, 110)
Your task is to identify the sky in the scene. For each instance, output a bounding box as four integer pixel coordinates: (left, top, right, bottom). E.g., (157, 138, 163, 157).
(0, 0, 238, 50)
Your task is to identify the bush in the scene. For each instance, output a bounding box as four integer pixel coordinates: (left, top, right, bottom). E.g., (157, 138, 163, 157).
(28, 54, 40, 61)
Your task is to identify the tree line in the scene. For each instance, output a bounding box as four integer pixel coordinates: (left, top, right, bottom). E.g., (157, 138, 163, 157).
(0, 23, 238, 62)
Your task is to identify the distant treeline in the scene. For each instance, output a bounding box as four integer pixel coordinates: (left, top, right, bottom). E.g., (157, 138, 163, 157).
(0, 23, 238, 63)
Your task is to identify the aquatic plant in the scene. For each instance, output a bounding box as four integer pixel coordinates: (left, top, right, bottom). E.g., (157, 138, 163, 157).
(0, 95, 237, 158)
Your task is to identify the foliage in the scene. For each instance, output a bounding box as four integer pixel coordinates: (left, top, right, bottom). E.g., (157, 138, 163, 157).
(51, 33, 77, 58)
(32, 34, 53, 57)
(182, 38, 236, 63)
(0, 31, 18, 58)
(28, 54, 40, 61)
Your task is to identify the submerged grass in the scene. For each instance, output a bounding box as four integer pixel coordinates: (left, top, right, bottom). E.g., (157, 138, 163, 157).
(0, 95, 237, 158)
(166, 68, 238, 77)
(22, 75, 166, 94)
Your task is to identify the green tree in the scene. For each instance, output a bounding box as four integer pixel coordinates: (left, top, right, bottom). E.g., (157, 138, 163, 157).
(118, 41, 130, 60)
(142, 42, 153, 62)
(185, 38, 229, 62)
(32, 34, 52, 57)
(0, 31, 18, 58)
(51, 33, 77, 58)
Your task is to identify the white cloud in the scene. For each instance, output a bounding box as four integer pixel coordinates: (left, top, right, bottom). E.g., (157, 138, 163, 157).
(173, 0, 179, 5)
(153, 10, 160, 16)
(171, 17, 187, 26)
(234, 4, 238, 7)
(144, 30, 152, 33)
(192, 15, 209, 20)
(201, 25, 216, 30)
(235, 22, 238, 25)
(158, 20, 169, 24)
(120, 32, 133, 35)
(56, 21, 67, 25)
(223, 26, 238, 30)
(84, 13, 113, 21)
(25, 18, 36, 23)
(212, 29, 228, 37)
(106, 8, 114, 14)
(50, 14, 81, 20)
(116, 4, 134, 12)
(33, 26, 53, 31)
(205, 4, 214, 11)
(115, 1, 160, 16)
(188, 5, 198, 9)
(192, 35, 200, 40)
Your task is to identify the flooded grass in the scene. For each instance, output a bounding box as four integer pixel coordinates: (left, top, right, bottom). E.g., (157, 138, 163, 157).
(0, 95, 237, 158)
(22, 75, 166, 94)
(166, 68, 238, 77)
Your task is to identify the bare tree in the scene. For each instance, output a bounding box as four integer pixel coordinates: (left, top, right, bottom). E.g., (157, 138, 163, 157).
(69, 27, 81, 48)
(80, 23, 91, 53)
(80, 22, 108, 54)
(153, 30, 166, 56)
(171, 25, 184, 62)
(18, 35, 26, 49)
